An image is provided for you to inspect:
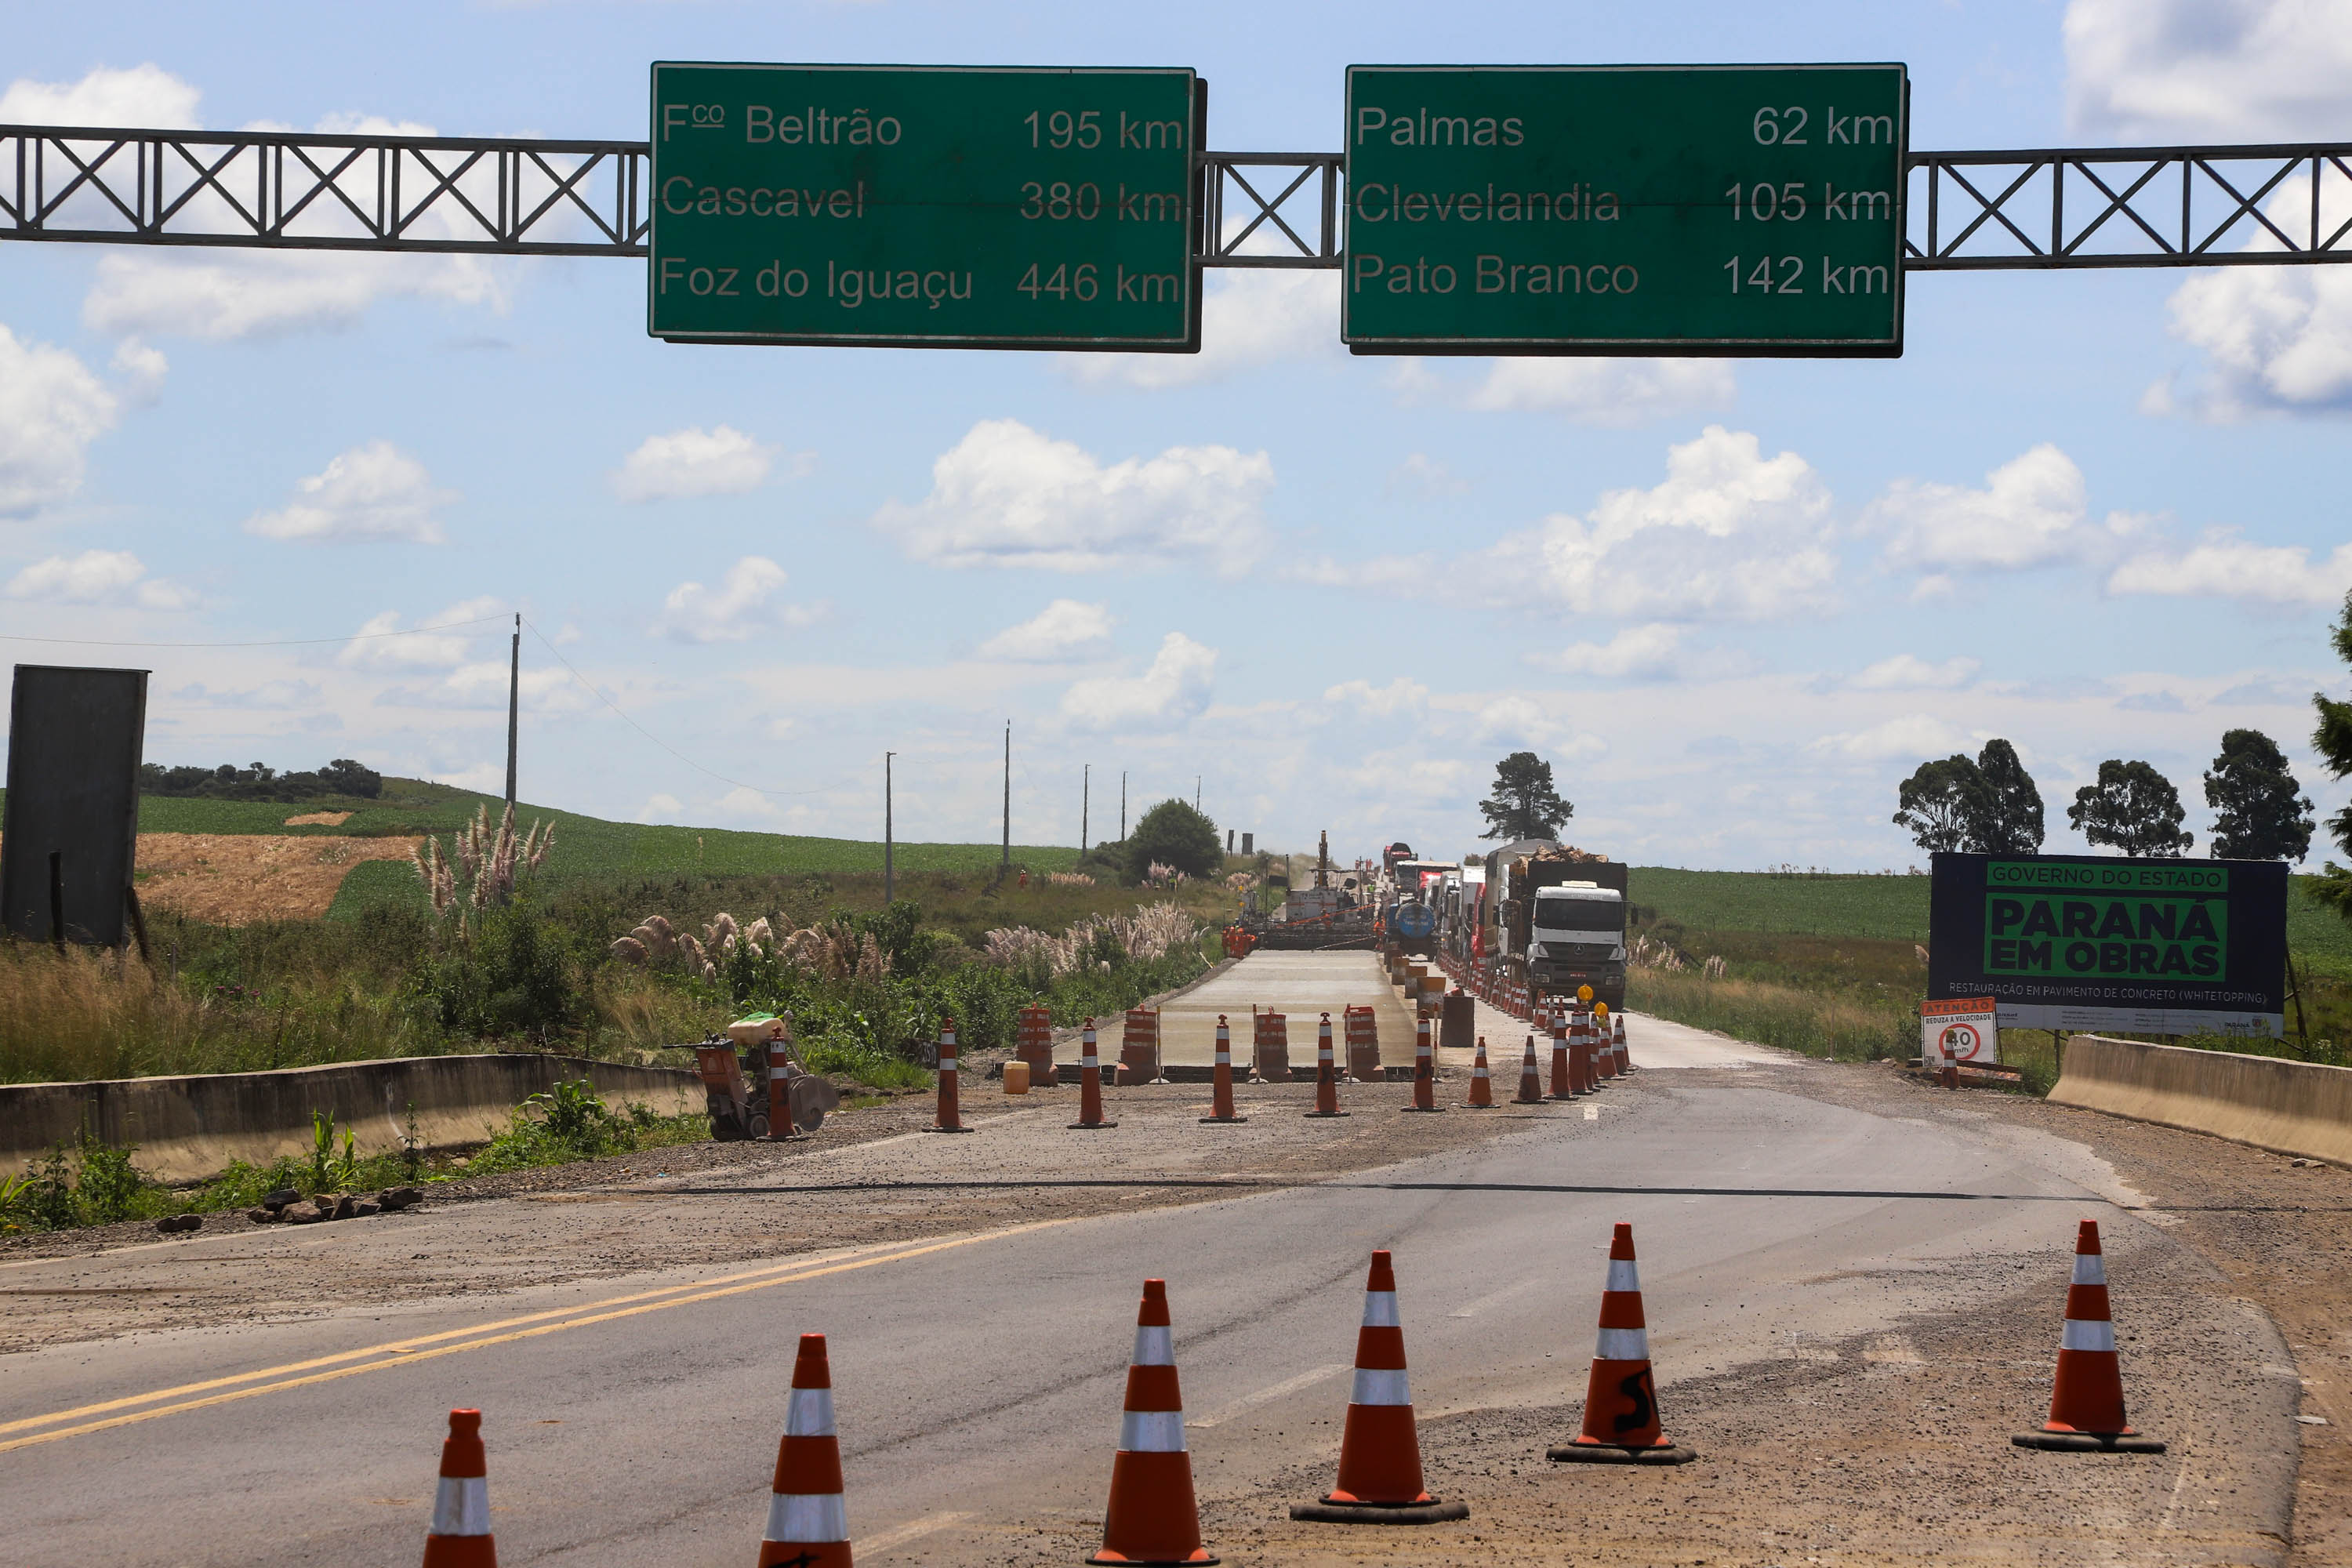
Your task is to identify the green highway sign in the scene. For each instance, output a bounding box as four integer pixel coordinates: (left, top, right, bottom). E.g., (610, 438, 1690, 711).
(648, 64, 1201, 350)
(1342, 64, 1908, 356)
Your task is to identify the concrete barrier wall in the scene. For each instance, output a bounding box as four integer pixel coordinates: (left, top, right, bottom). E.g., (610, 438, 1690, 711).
(0, 1055, 703, 1184)
(2049, 1034, 2352, 1167)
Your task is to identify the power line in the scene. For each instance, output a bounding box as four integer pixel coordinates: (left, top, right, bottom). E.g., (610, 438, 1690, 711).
(0, 614, 508, 649)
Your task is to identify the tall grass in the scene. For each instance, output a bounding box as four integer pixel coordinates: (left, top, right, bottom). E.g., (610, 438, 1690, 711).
(1628, 969, 1915, 1064)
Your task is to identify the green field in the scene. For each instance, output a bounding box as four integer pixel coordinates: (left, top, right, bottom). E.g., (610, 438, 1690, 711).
(1628, 866, 2352, 967)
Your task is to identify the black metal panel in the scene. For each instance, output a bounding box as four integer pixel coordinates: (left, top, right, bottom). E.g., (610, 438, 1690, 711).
(1, 665, 147, 947)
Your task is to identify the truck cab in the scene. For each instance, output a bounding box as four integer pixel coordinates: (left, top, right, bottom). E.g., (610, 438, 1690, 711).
(1527, 881, 1627, 1008)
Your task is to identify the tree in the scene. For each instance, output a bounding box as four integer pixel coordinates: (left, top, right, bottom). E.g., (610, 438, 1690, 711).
(1124, 799, 1221, 881)
(1970, 739, 2045, 855)
(1893, 755, 1987, 854)
(2067, 760, 2194, 857)
(2308, 591, 2352, 920)
(2203, 729, 2314, 861)
(1478, 751, 1573, 840)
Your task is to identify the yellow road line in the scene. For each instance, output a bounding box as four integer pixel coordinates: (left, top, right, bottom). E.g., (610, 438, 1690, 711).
(0, 1220, 1073, 1454)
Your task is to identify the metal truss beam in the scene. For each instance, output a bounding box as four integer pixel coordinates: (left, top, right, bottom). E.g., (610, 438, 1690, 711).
(5, 124, 2348, 273)
(1904, 143, 2352, 269)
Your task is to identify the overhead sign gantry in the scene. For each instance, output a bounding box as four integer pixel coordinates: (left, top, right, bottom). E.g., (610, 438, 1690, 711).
(648, 64, 1203, 350)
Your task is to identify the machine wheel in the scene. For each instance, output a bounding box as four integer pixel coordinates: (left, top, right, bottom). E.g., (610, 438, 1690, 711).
(746, 1109, 771, 1140)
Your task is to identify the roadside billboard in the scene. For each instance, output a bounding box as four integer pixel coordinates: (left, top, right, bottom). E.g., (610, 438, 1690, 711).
(1927, 851, 2287, 1037)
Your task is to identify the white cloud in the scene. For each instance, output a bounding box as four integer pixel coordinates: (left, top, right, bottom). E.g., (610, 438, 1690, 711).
(977, 599, 1114, 662)
(5, 549, 192, 610)
(2147, 175, 2352, 418)
(1486, 425, 1835, 620)
(244, 441, 455, 543)
(1534, 623, 1682, 680)
(0, 64, 201, 129)
(2107, 531, 2352, 607)
(1385, 452, 1468, 497)
(1472, 695, 1605, 757)
(337, 598, 501, 670)
(637, 793, 686, 824)
(872, 418, 1272, 574)
(610, 425, 780, 503)
(1060, 632, 1217, 729)
(109, 338, 168, 405)
(1851, 653, 1980, 691)
(0, 325, 119, 517)
(85, 251, 507, 342)
(1325, 677, 1429, 717)
(2066, 0, 2352, 142)
(1064, 270, 1338, 389)
(1872, 444, 2112, 572)
(657, 556, 819, 643)
(1458, 358, 1737, 426)
(1811, 713, 1965, 761)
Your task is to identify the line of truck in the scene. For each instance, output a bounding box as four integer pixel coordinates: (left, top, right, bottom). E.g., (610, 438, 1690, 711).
(1376, 838, 1631, 1011)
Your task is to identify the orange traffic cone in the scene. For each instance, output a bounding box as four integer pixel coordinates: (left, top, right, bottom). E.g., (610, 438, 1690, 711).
(1403, 1014, 1443, 1112)
(1200, 1014, 1246, 1123)
(1513, 1033, 1544, 1105)
(1463, 1036, 1494, 1108)
(1547, 1009, 1574, 1101)
(1290, 1251, 1467, 1525)
(1612, 1010, 1631, 1072)
(1593, 1009, 1618, 1081)
(1305, 1011, 1349, 1118)
(2013, 1221, 2165, 1452)
(421, 1409, 496, 1568)
(1070, 1018, 1118, 1130)
(925, 1017, 971, 1134)
(759, 1334, 852, 1566)
(1090, 1279, 1217, 1565)
(1550, 1224, 1696, 1465)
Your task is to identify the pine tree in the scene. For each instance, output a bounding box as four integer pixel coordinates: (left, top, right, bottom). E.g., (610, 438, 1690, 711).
(2068, 760, 2194, 858)
(1478, 751, 1573, 840)
(2203, 729, 2314, 860)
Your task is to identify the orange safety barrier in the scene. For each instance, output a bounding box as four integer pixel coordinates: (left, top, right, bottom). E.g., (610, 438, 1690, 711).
(1251, 1010, 1291, 1083)
(1016, 1003, 1057, 1090)
(1343, 1005, 1381, 1083)
(1120, 1007, 1166, 1086)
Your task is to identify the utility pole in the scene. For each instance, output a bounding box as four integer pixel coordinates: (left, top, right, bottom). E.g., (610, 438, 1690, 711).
(1120, 771, 1127, 841)
(1081, 764, 1089, 855)
(884, 751, 895, 905)
(1001, 721, 1011, 871)
(504, 613, 520, 816)
(1195, 775, 1201, 811)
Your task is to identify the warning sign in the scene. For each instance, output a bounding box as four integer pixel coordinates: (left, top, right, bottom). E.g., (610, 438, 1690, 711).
(1922, 996, 1998, 1066)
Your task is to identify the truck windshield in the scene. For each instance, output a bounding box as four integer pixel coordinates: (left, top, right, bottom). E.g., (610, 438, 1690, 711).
(1534, 898, 1621, 937)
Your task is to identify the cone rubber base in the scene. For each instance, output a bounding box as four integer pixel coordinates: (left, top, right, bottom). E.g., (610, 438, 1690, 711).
(1198, 1115, 1249, 1123)
(923, 1125, 974, 1134)
(1303, 1110, 1352, 1118)
(1401, 1105, 1446, 1114)
(1512, 1095, 1545, 1105)
(2012, 1431, 2165, 1453)
(1290, 1497, 1468, 1526)
(1548, 1441, 1698, 1465)
(1067, 1120, 1121, 1130)
(1460, 1102, 1494, 1109)
(1087, 1552, 1218, 1566)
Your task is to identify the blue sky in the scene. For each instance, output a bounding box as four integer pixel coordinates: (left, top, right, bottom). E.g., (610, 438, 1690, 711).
(3, 0, 2350, 869)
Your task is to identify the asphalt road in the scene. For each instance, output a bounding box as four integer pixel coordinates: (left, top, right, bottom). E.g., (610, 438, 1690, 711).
(2, 1037, 2300, 1565)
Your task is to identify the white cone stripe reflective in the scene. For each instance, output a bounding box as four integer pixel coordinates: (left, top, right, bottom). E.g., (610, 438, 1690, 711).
(2071, 1254, 2107, 1286)
(1351, 1368, 1412, 1406)
(1119, 1410, 1189, 1452)
(938, 1056, 957, 1072)
(1131, 1324, 1174, 1366)
(1360, 1290, 1400, 1327)
(785, 1386, 836, 1436)
(1595, 1326, 1650, 1360)
(2060, 1318, 2117, 1352)
(1605, 1260, 1641, 1293)
(766, 1491, 850, 1544)
(430, 1475, 490, 1537)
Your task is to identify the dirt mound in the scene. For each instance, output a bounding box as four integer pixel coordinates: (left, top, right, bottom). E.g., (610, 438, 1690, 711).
(281, 811, 353, 827)
(134, 833, 420, 924)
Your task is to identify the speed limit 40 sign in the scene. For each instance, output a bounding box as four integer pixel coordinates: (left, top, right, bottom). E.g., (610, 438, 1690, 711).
(1922, 996, 1998, 1065)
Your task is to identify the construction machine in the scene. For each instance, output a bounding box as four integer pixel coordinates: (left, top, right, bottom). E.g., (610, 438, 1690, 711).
(691, 1012, 841, 1140)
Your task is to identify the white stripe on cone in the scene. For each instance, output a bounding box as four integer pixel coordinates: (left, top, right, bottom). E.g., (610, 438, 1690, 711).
(1351, 1368, 1412, 1406)
(785, 1387, 836, 1437)
(1132, 1325, 1174, 1366)
(1595, 1326, 1650, 1360)
(1605, 1260, 1640, 1292)
(1119, 1410, 1189, 1452)
(1360, 1290, 1400, 1327)
(767, 1492, 850, 1543)
(2060, 1318, 2118, 1352)
(430, 1476, 490, 1537)
(2073, 1254, 2107, 1286)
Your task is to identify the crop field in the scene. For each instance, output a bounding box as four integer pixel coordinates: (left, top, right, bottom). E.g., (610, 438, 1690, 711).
(1629, 866, 2352, 967)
